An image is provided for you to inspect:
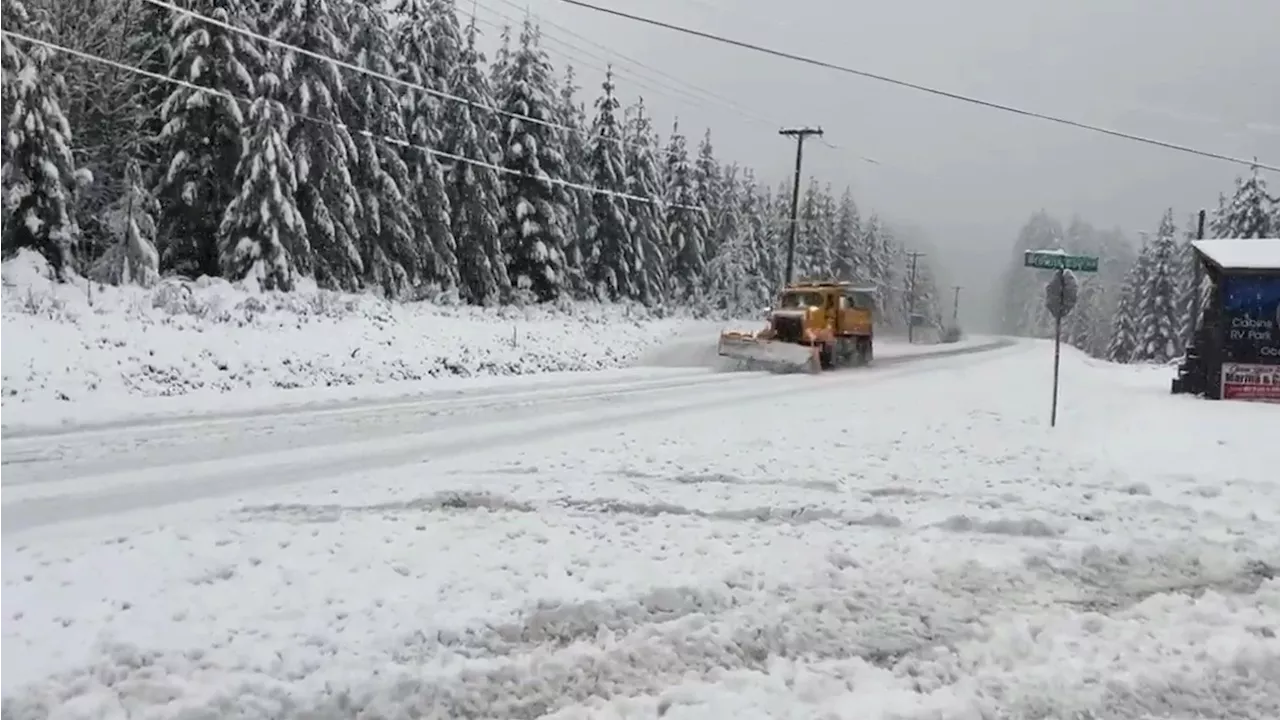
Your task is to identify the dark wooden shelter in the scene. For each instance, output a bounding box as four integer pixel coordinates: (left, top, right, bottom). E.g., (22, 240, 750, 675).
(1172, 238, 1280, 401)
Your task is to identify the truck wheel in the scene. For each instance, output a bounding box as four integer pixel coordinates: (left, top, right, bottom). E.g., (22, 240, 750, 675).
(856, 337, 873, 366)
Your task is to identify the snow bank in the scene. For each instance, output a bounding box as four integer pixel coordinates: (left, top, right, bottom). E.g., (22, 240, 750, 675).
(0, 250, 717, 413)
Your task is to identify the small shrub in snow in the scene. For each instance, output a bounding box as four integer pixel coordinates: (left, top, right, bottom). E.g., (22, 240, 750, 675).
(151, 280, 194, 315)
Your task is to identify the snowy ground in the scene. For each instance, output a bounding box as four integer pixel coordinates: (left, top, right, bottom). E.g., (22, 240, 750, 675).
(0, 250, 722, 417)
(4, 338, 1278, 719)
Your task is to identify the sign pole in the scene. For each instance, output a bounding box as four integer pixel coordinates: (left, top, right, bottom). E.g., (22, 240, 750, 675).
(1024, 248, 1096, 427)
(1050, 268, 1064, 428)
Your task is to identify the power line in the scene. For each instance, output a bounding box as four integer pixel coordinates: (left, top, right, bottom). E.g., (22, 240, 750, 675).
(136, 0, 669, 163)
(468, 10, 726, 128)
(468, 8, 740, 162)
(485, 0, 781, 130)
(2, 30, 706, 212)
(473, 0, 860, 165)
(558, 0, 1280, 173)
(475, 0, 880, 168)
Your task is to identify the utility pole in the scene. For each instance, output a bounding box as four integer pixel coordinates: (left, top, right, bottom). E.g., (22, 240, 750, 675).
(1188, 209, 1206, 343)
(779, 126, 823, 286)
(950, 285, 962, 327)
(905, 251, 926, 343)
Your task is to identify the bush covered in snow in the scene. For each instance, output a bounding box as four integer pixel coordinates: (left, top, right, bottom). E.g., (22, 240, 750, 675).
(1, 250, 714, 407)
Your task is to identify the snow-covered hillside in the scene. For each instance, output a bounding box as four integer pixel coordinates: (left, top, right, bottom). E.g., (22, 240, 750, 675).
(3, 340, 1277, 718)
(1, 250, 720, 413)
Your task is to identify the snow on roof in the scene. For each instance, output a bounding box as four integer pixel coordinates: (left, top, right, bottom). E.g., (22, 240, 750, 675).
(1190, 238, 1280, 271)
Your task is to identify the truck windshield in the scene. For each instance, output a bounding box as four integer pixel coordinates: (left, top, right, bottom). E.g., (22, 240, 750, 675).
(779, 292, 822, 309)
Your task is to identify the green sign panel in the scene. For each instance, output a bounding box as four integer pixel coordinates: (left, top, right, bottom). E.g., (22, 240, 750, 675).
(1024, 250, 1099, 273)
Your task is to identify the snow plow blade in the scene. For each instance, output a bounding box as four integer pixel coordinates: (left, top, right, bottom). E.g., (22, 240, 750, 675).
(717, 331, 821, 374)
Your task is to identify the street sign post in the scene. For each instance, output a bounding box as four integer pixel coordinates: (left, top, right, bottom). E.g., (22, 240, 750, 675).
(1024, 250, 1100, 273)
(1024, 249, 1099, 427)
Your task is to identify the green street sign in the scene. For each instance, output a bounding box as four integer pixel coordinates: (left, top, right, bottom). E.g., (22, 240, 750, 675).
(1023, 250, 1099, 272)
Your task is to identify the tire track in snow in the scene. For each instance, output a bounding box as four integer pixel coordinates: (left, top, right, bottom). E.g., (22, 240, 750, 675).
(236, 490, 906, 530)
(5, 539, 1273, 720)
(1, 340, 1022, 534)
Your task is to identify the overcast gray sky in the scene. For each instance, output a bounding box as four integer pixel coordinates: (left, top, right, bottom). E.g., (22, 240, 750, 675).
(470, 0, 1279, 327)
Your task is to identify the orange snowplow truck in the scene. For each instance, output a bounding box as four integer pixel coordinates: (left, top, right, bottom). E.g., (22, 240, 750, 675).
(717, 281, 876, 373)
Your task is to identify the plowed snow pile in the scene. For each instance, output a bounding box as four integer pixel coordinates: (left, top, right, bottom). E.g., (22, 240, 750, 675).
(0, 250, 717, 415)
(4, 341, 1278, 719)
(634, 334, 735, 370)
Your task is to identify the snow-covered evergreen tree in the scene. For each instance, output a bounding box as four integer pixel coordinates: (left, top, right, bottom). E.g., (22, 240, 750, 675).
(489, 22, 514, 98)
(1, 0, 91, 278)
(706, 162, 744, 295)
(1132, 210, 1181, 363)
(424, 0, 463, 87)
(738, 169, 774, 307)
(553, 64, 591, 298)
(622, 97, 666, 305)
(691, 128, 720, 259)
(796, 178, 834, 279)
(218, 71, 304, 291)
(346, 0, 418, 296)
(266, 0, 364, 289)
(442, 14, 509, 305)
(703, 176, 767, 317)
(582, 66, 634, 300)
(1220, 165, 1275, 239)
(88, 159, 160, 287)
(0, 0, 32, 180)
(760, 182, 789, 290)
(831, 187, 861, 282)
(123, 0, 172, 177)
(152, 0, 255, 279)
(393, 0, 459, 294)
(1, 0, 26, 188)
(663, 119, 704, 303)
(49, 0, 154, 260)
(910, 259, 942, 330)
(861, 213, 893, 322)
(1106, 237, 1150, 362)
(1172, 213, 1203, 353)
(497, 16, 570, 303)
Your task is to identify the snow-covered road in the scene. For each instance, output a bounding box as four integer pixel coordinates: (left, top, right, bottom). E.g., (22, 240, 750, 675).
(0, 337, 1009, 535)
(4, 338, 1279, 719)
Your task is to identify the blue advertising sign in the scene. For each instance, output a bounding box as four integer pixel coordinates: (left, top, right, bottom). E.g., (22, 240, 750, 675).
(1222, 275, 1280, 364)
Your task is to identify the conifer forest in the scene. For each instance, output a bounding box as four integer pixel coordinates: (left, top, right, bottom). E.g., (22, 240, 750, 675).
(0, 0, 948, 329)
(997, 165, 1278, 364)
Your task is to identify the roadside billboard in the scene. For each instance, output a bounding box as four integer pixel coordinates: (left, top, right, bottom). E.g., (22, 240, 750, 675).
(1221, 275, 1280, 364)
(1220, 362, 1280, 402)
(1220, 274, 1280, 402)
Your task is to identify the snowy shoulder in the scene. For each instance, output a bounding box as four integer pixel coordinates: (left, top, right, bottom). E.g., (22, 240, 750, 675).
(1, 250, 719, 423)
